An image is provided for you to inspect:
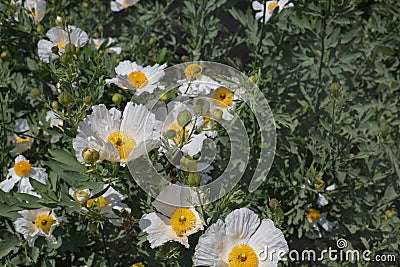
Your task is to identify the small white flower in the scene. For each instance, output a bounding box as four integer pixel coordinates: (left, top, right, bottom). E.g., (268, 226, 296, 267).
(91, 38, 122, 54)
(252, 0, 294, 23)
(193, 208, 289, 266)
(139, 184, 205, 248)
(110, 0, 139, 12)
(0, 155, 48, 198)
(14, 207, 62, 247)
(24, 0, 46, 24)
(70, 186, 131, 226)
(38, 26, 89, 63)
(73, 102, 161, 165)
(305, 208, 334, 239)
(178, 75, 221, 97)
(106, 60, 167, 95)
(7, 118, 33, 154)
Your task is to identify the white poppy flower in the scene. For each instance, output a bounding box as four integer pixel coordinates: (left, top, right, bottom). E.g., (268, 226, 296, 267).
(45, 110, 63, 143)
(38, 26, 89, 63)
(178, 75, 222, 97)
(69, 185, 131, 226)
(24, 0, 46, 24)
(72, 102, 161, 166)
(14, 207, 62, 247)
(193, 208, 289, 266)
(105, 60, 167, 95)
(110, 0, 139, 12)
(0, 155, 47, 198)
(7, 118, 33, 154)
(91, 37, 122, 54)
(305, 208, 335, 239)
(252, 0, 294, 23)
(139, 184, 205, 248)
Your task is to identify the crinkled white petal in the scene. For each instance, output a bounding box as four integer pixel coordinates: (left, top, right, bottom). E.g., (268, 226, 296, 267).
(317, 193, 329, 206)
(225, 208, 260, 242)
(139, 212, 178, 248)
(318, 213, 334, 232)
(181, 132, 207, 157)
(0, 170, 19, 192)
(24, 0, 46, 23)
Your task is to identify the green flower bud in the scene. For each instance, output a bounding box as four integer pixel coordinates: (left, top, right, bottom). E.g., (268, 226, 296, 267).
(166, 129, 177, 139)
(82, 148, 100, 165)
(31, 88, 41, 97)
(385, 210, 395, 219)
(1, 50, 8, 59)
(97, 24, 103, 33)
(36, 24, 45, 35)
(149, 37, 156, 46)
(58, 91, 73, 106)
(213, 109, 223, 120)
(88, 221, 98, 232)
(380, 123, 390, 135)
(83, 96, 92, 105)
(248, 75, 256, 83)
(269, 198, 280, 210)
(330, 82, 342, 93)
(112, 93, 122, 106)
(55, 16, 63, 26)
(194, 105, 202, 115)
(59, 53, 72, 65)
(177, 110, 192, 127)
(51, 101, 59, 110)
(65, 43, 76, 55)
(188, 172, 202, 187)
(82, 2, 89, 8)
(160, 93, 169, 102)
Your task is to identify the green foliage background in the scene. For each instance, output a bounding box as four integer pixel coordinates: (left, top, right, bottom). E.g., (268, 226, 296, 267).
(0, 0, 399, 266)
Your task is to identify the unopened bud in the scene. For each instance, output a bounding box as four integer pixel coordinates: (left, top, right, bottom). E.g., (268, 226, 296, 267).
(248, 75, 256, 83)
(177, 110, 192, 127)
(166, 129, 177, 139)
(83, 96, 92, 105)
(31, 88, 41, 97)
(269, 198, 280, 210)
(88, 221, 98, 232)
(112, 93, 122, 106)
(73, 189, 89, 204)
(58, 91, 73, 106)
(160, 93, 169, 102)
(65, 43, 76, 55)
(194, 105, 202, 115)
(1, 50, 8, 59)
(51, 101, 59, 110)
(149, 37, 156, 46)
(36, 24, 45, 35)
(385, 210, 395, 219)
(82, 148, 100, 165)
(55, 16, 63, 26)
(188, 173, 202, 187)
(213, 109, 223, 120)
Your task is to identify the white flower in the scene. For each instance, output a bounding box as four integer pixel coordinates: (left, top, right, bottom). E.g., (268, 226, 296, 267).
(24, 0, 46, 24)
(73, 102, 161, 165)
(69, 185, 131, 226)
(14, 207, 62, 247)
(45, 110, 63, 143)
(317, 183, 337, 206)
(91, 38, 122, 54)
(193, 208, 289, 266)
(38, 26, 89, 63)
(105, 60, 167, 95)
(7, 118, 33, 154)
(0, 155, 48, 198)
(252, 0, 294, 23)
(110, 0, 139, 12)
(139, 184, 205, 248)
(305, 208, 334, 239)
(178, 75, 221, 97)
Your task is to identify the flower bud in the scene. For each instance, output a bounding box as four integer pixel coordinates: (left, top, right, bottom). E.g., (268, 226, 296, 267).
(73, 189, 89, 204)
(193, 105, 202, 115)
(65, 43, 76, 55)
(177, 110, 192, 127)
(160, 93, 169, 102)
(82, 2, 89, 8)
(188, 172, 202, 187)
(51, 101, 59, 110)
(330, 82, 342, 93)
(51, 46, 59, 54)
(112, 93, 122, 106)
(380, 123, 390, 135)
(83, 96, 92, 105)
(31, 88, 41, 97)
(97, 24, 104, 33)
(166, 129, 177, 139)
(82, 148, 100, 165)
(1, 50, 8, 59)
(55, 16, 63, 26)
(149, 37, 156, 46)
(269, 198, 280, 210)
(248, 75, 256, 83)
(58, 91, 73, 106)
(88, 221, 98, 232)
(213, 109, 223, 120)
(385, 210, 395, 219)
(36, 24, 45, 35)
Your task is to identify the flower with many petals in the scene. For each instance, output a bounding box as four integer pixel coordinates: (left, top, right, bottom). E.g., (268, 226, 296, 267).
(193, 208, 288, 267)
(38, 26, 89, 63)
(24, 0, 46, 24)
(14, 207, 62, 247)
(0, 155, 47, 198)
(139, 185, 204, 248)
(106, 60, 167, 95)
(73, 102, 161, 165)
(252, 0, 294, 23)
(111, 0, 139, 12)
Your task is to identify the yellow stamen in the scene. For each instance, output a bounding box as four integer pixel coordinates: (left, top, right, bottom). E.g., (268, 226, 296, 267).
(268, 2, 279, 10)
(14, 160, 31, 177)
(128, 71, 148, 89)
(314, 178, 324, 189)
(86, 196, 107, 208)
(105, 131, 136, 162)
(16, 136, 30, 143)
(214, 87, 233, 107)
(306, 208, 321, 222)
(122, 0, 128, 7)
(228, 244, 258, 267)
(184, 64, 202, 80)
(168, 123, 189, 145)
(34, 213, 55, 234)
(169, 208, 196, 237)
(58, 41, 66, 49)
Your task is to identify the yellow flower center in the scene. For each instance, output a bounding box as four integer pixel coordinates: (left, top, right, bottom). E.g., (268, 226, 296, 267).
(57, 41, 66, 49)
(86, 196, 107, 208)
(122, 0, 128, 7)
(169, 208, 196, 237)
(306, 208, 321, 222)
(128, 71, 148, 89)
(268, 2, 279, 10)
(314, 178, 324, 189)
(105, 131, 136, 162)
(16, 136, 30, 143)
(184, 64, 202, 80)
(228, 244, 258, 267)
(214, 87, 233, 107)
(168, 123, 189, 145)
(34, 213, 55, 234)
(14, 160, 31, 177)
